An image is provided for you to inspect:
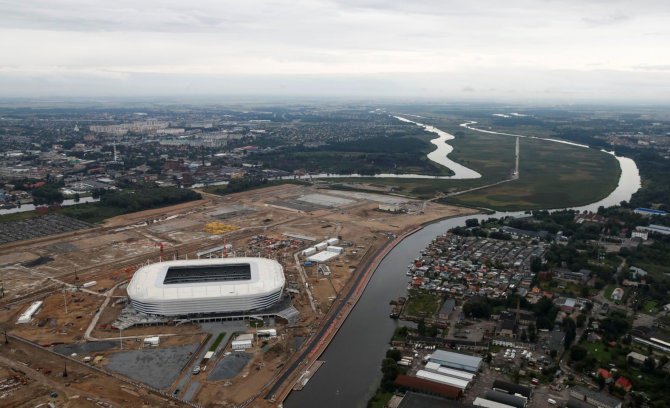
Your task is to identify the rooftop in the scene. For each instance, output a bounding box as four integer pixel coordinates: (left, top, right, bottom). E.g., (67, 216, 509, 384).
(492, 379, 532, 398)
(428, 349, 483, 370)
(397, 391, 467, 408)
(571, 386, 622, 408)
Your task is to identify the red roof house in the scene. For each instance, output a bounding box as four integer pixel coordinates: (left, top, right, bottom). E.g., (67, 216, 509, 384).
(615, 377, 632, 392)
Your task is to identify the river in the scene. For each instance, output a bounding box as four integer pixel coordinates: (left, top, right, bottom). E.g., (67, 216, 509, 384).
(284, 131, 641, 408)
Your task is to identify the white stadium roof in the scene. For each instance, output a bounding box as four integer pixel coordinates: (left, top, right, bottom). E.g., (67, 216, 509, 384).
(127, 257, 285, 316)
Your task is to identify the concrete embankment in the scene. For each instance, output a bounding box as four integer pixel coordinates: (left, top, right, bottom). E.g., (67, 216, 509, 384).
(272, 225, 423, 403)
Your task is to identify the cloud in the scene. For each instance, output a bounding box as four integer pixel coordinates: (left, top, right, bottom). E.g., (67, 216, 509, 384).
(0, 1, 668, 101)
(582, 11, 631, 27)
(631, 64, 670, 72)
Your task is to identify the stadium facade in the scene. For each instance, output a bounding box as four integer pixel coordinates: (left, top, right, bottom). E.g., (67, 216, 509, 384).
(127, 257, 285, 316)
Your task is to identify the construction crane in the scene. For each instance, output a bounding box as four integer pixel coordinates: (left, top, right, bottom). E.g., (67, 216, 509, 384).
(106, 266, 138, 283)
(141, 242, 173, 262)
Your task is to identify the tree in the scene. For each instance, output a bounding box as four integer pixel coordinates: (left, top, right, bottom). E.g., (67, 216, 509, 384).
(576, 314, 587, 328)
(32, 183, 64, 205)
(643, 356, 656, 372)
(531, 256, 543, 273)
(417, 319, 426, 336)
(563, 317, 577, 349)
(570, 345, 587, 361)
(386, 348, 402, 362)
(528, 323, 537, 343)
(465, 218, 480, 228)
(580, 286, 590, 297)
(380, 358, 399, 391)
(520, 329, 528, 342)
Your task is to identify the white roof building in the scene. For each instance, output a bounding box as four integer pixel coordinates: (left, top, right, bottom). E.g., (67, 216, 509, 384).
(127, 258, 285, 316)
(415, 370, 469, 390)
(17, 301, 43, 324)
(306, 251, 339, 263)
(427, 349, 483, 372)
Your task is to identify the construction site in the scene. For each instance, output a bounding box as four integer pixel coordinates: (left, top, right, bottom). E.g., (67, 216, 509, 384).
(0, 183, 474, 407)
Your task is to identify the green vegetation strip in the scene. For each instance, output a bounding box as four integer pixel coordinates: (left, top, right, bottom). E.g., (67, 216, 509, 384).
(0, 185, 202, 224)
(209, 332, 227, 352)
(404, 289, 441, 317)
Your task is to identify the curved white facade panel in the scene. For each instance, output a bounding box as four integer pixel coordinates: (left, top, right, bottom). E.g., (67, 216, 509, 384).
(127, 258, 285, 316)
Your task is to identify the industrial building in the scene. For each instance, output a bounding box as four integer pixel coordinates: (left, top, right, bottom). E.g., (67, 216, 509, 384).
(17, 301, 43, 324)
(416, 370, 469, 390)
(569, 386, 622, 408)
(127, 258, 285, 316)
(143, 336, 160, 346)
(426, 349, 483, 372)
(232, 333, 254, 350)
(424, 362, 476, 381)
(397, 392, 468, 408)
(491, 380, 532, 400)
(474, 397, 516, 408)
(485, 390, 527, 408)
(394, 375, 462, 400)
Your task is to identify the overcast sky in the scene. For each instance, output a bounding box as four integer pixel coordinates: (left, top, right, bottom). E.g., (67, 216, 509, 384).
(1, 0, 670, 102)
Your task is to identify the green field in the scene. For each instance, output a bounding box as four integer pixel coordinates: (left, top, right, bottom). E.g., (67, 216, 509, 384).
(643, 301, 657, 314)
(319, 114, 620, 211)
(584, 342, 612, 363)
(441, 135, 620, 210)
(404, 290, 441, 317)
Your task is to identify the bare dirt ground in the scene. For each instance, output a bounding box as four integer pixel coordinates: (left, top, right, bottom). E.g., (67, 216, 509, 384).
(0, 338, 190, 407)
(0, 183, 475, 406)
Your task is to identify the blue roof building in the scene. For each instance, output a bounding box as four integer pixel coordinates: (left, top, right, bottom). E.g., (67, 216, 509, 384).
(427, 350, 482, 372)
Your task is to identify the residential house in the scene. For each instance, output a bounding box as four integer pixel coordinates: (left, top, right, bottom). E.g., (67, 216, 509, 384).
(614, 377, 632, 392)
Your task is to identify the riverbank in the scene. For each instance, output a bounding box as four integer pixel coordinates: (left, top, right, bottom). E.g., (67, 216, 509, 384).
(267, 225, 423, 404)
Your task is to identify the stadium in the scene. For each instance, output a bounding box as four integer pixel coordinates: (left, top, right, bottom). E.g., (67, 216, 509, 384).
(126, 257, 285, 317)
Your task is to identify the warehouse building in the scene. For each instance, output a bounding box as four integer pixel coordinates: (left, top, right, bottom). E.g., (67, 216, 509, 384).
(424, 362, 476, 381)
(492, 380, 533, 400)
(474, 397, 516, 408)
(397, 392, 468, 408)
(416, 370, 469, 390)
(17, 301, 43, 324)
(485, 390, 527, 408)
(427, 349, 483, 372)
(394, 375, 462, 400)
(569, 386, 622, 408)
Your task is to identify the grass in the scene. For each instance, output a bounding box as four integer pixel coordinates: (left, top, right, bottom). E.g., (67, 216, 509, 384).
(319, 115, 620, 211)
(442, 137, 620, 210)
(0, 203, 127, 225)
(584, 342, 612, 363)
(209, 332, 227, 352)
(0, 209, 44, 224)
(404, 289, 441, 317)
(250, 320, 264, 328)
(643, 300, 657, 314)
(367, 390, 394, 408)
(539, 281, 588, 297)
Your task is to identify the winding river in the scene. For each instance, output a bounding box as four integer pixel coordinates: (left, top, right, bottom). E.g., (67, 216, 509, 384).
(284, 121, 641, 408)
